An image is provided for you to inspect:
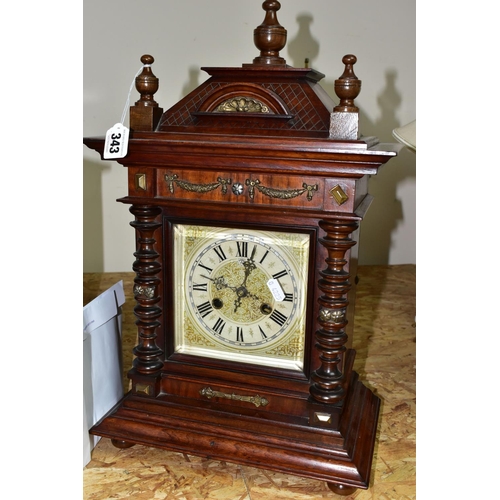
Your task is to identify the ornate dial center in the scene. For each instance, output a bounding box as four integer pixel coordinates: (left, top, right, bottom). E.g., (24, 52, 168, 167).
(206, 260, 273, 324)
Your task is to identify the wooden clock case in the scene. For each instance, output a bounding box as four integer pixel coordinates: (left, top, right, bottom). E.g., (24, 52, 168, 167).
(84, 2, 398, 495)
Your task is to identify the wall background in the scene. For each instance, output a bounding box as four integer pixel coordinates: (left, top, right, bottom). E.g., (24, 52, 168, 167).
(83, 0, 416, 272)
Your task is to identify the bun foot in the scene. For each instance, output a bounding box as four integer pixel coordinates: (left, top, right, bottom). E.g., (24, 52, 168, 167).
(327, 482, 357, 496)
(111, 439, 136, 449)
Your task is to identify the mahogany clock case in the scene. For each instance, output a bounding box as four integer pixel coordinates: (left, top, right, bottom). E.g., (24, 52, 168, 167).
(85, 129, 393, 494)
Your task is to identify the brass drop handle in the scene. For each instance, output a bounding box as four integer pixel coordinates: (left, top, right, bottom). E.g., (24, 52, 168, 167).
(199, 386, 269, 408)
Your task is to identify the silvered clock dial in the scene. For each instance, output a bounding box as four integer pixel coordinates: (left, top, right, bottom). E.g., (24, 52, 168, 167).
(173, 224, 310, 371)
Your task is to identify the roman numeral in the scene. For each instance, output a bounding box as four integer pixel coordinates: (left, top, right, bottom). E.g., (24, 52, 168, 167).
(198, 263, 213, 273)
(272, 269, 288, 280)
(213, 245, 227, 262)
(259, 250, 269, 264)
(259, 325, 267, 339)
(236, 327, 244, 342)
(236, 241, 248, 257)
(283, 293, 293, 302)
(197, 301, 213, 318)
(192, 282, 208, 292)
(213, 317, 226, 335)
(269, 309, 288, 326)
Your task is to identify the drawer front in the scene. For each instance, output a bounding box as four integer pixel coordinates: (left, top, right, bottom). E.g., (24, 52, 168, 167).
(158, 169, 325, 209)
(163, 374, 311, 418)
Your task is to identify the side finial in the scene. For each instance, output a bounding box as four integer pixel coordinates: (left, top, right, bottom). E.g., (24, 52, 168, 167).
(329, 55, 362, 140)
(252, 1, 287, 65)
(130, 55, 163, 132)
(134, 55, 160, 107)
(333, 55, 361, 113)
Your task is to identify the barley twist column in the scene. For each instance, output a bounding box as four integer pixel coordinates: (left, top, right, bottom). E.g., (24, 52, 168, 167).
(129, 204, 164, 374)
(310, 218, 358, 404)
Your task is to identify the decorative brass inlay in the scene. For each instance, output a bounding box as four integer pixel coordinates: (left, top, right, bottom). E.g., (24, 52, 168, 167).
(245, 178, 260, 200)
(257, 182, 318, 201)
(135, 173, 147, 191)
(330, 184, 349, 205)
(319, 308, 346, 324)
(232, 182, 244, 196)
(313, 412, 333, 424)
(165, 174, 317, 202)
(165, 174, 232, 195)
(246, 178, 318, 201)
(165, 174, 178, 193)
(135, 383, 151, 395)
(215, 97, 270, 114)
(134, 284, 155, 299)
(199, 386, 269, 408)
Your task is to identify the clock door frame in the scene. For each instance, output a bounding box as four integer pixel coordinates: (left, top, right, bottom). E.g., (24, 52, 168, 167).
(159, 209, 322, 415)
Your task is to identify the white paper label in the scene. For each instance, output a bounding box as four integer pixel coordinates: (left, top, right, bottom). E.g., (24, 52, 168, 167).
(267, 278, 285, 301)
(103, 123, 129, 159)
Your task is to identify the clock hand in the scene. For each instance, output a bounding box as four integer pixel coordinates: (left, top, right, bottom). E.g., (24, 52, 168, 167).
(240, 245, 257, 287)
(201, 266, 262, 313)
(233, 245, 264, 312)
(201, 273, 261, 302)
(234, 295, 243, 312)
(200, 274, 236, 291)
(233, 285, 262, 312)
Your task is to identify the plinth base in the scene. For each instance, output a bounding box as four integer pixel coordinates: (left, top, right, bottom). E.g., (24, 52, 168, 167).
(90, 371, 379, 492)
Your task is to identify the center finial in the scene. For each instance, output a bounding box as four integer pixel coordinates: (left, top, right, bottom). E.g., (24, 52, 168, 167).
(252, 1, 287, 65)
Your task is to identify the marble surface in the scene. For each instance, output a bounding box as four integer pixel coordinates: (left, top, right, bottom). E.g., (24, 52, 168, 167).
(83, 265, 416, 499)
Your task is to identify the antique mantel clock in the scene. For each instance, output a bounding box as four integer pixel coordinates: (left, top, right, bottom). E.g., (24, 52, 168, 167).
(84, 2, 398, 495)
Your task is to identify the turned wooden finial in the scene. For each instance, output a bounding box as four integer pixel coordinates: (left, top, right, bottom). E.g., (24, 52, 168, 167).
(252, 1, 287, 65)
(130, 54, 163, 132)
(334, 55, 361, 113)
(134, 55, 160, 107)
(329, 55, 361, 140)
